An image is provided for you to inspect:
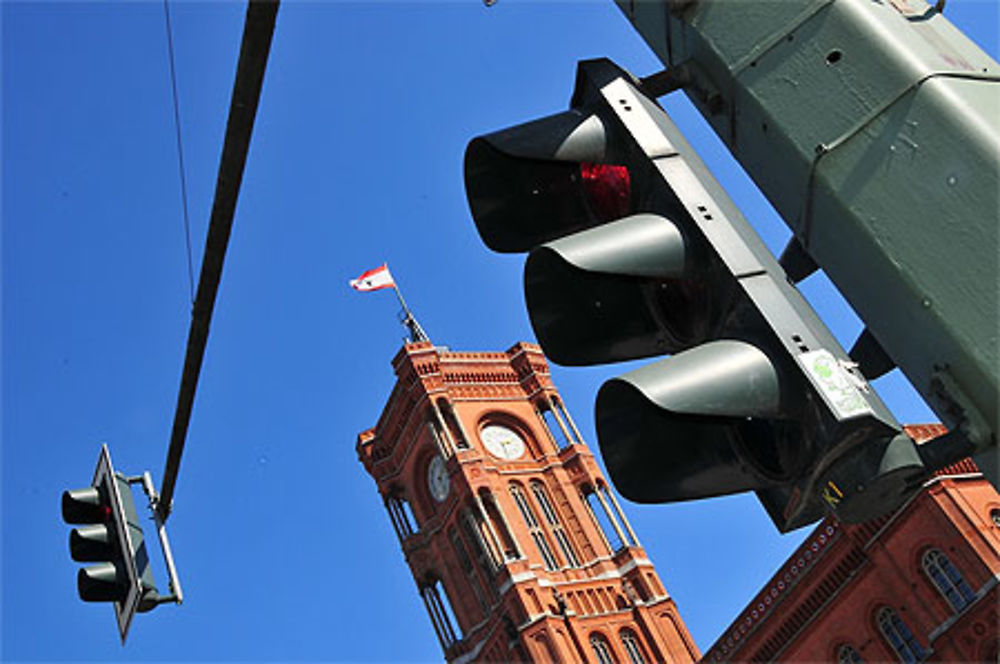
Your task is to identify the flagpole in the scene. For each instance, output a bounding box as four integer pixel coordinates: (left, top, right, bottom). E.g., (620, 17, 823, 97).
(349, 263, 429, 343)
(391, 282, 429, 343)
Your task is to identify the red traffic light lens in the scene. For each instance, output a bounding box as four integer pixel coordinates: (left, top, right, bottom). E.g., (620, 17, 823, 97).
(580, 162, 631, 221)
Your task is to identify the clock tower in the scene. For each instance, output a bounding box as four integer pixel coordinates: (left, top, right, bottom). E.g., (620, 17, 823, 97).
(357, 340, 700, 663)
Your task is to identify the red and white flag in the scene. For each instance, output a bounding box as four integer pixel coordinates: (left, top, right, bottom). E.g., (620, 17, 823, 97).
(349, 264, 395, 292)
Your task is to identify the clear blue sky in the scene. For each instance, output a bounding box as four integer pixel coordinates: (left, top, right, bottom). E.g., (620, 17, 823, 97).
(3, 1, 997, 661)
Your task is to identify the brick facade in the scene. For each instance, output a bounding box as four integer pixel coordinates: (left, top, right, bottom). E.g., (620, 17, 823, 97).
(702, 425, 1000, 663)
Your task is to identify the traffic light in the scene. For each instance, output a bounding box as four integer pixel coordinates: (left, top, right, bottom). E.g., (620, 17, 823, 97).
(464, 58, 927, 532)
(62, 444, 159, 642)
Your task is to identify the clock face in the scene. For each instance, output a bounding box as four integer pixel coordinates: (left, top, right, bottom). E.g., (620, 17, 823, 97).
(480, 424, 526, 460)
(427, 455, 450, 502)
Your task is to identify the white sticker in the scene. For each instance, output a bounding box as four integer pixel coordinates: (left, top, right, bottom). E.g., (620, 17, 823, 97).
(797, 349, 873, 420)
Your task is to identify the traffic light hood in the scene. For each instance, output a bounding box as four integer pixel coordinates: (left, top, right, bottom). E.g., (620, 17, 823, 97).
(596, 340, 796, 503)
(524, 213, 695, 365)
(464, 110, 609, 253)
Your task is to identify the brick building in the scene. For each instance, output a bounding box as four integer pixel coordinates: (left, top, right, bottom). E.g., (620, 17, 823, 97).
(701, 424, 1000, 663)
(356, 340, 699, 663)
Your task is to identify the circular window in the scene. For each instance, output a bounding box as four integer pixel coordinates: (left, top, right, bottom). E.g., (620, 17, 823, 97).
(990, 508, 1000, 528)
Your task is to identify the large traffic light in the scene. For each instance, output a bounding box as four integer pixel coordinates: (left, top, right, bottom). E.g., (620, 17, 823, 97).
(464, 58, 927, 532)
(62, 444, 160, 642)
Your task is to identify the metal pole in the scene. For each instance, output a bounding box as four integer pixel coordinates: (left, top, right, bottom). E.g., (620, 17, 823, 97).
(132, 473, 184, 605)
(391, 283, 429, 343)
(158, 0, 279, 521)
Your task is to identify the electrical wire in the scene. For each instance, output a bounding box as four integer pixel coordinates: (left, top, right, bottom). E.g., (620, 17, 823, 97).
(163, 0, 196, 305)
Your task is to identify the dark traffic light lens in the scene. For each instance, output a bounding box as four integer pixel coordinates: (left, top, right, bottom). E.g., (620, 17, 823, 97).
(580, 162, 630, 221)
(62, 487, 111, 524)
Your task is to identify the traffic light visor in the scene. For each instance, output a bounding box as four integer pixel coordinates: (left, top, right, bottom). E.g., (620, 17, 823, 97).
(62, 487, 110, 524)
(596, 341, 793, 502)
(464, 110, 612, 252)
(525, 213, 691, 365)
(78, 562, 125, 602)
(70, 524, 113, 562)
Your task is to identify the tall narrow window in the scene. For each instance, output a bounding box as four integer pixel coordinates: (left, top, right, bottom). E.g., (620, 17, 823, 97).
(450, 528, 489, 616)
(620, 629, 647, 664)
(590, 633, 617, 664)
(399, 496, 418, 532)
(385, 491, 417, 541)
(553, 397, 584, 445)
(837, 644, 864, 663)
(531, 481, 579, 567)
(540, 405, 571, 449)
(482, 490, 520, 560)
(462, 509, 500, 580)
(604, 486, 639, 547)
(428, 418, 451, 458)
(584, 488, 624, 552)
(876, 607, 925, 664)
(439, 399, 469, 449)
(421, 578, 460, 651)
(510, 483, 560, 570)
(922, 548, 975, 612)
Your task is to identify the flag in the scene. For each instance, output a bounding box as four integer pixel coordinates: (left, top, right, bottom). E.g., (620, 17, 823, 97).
(349, 264, 395, 292)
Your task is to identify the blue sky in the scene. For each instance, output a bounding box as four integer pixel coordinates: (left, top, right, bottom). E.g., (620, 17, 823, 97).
(3, 1, 997, 661)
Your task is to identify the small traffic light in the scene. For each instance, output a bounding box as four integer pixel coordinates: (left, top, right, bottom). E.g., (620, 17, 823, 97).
(62, 445, 160, 642)
(464, 58, 927, 532)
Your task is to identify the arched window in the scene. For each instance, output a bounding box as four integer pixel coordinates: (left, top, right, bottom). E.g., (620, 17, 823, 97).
(837, 643, 864, 663)
(510, 482, 559, 570)
(590, 633, 618, 664)
(922, 548, 975, 612)
(531, 480, 579, 567)
(620, 629, 647, 664)
(876, 607, 925, 663)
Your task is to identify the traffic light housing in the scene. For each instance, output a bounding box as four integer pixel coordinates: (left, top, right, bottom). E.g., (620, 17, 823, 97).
(62, 445, 159, 642)
(464, 58, 927, 532)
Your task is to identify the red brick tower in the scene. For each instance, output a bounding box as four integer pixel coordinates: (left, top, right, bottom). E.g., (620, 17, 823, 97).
(357, 340, 700, 663)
